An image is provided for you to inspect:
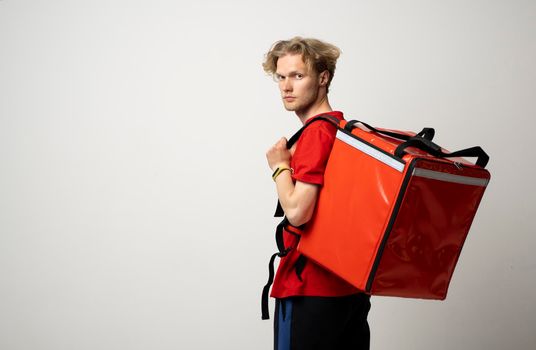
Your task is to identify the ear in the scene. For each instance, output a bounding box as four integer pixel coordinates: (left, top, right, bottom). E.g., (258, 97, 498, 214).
(319, 70, 330, 87)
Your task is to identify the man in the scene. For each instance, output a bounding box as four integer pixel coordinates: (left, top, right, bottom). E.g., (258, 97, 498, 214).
(262, 37, 371, 350)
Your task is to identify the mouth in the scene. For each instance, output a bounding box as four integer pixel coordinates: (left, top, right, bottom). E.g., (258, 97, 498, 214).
(283, 96, 296, 101)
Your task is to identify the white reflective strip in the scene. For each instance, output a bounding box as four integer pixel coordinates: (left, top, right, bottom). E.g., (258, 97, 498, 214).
(413, 168, 489, 187)
(336, 130, 405, 172)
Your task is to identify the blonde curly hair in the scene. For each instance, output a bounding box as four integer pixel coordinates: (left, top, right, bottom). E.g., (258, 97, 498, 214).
(262, 37, 341, 92)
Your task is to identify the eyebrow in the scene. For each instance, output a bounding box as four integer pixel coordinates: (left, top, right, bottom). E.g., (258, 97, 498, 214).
(275, 70, 305, 77)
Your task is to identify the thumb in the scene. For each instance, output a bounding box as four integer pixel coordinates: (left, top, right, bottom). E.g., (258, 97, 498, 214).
(290, 143, 297, 155)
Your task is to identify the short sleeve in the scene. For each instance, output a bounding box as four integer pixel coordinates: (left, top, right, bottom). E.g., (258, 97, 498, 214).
(291, 127, 336, 186)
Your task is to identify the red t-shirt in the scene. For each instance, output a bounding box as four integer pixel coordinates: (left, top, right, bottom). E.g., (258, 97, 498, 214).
(270, 111, 361, 298)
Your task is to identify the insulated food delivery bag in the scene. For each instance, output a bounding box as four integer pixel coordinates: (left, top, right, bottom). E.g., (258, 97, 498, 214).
(297, 117, 490, 299)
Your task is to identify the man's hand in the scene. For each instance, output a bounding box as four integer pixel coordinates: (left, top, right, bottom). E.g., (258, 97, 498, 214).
(266, 137, 292, 171)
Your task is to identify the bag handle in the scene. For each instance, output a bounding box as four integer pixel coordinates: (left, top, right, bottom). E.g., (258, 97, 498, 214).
(394, 136, 490, 168)
(345, 120, 435, 141)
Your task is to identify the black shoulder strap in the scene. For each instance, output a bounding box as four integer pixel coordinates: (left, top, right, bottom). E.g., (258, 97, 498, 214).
(262, 114, 340, 320)
(286, 114, 340, 149)
(274, 114, 340, 217)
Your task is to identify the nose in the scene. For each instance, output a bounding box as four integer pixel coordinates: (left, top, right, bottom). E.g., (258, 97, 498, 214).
(280, 77, 292, 92)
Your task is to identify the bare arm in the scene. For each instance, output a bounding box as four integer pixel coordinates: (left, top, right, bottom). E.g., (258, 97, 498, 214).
(274, 174, 319, 226)
(266, 137, 320, 227)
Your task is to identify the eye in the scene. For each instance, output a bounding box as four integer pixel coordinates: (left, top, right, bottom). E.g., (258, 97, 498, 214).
(295, 74, 304, 80)
(273, 74, 285, 82)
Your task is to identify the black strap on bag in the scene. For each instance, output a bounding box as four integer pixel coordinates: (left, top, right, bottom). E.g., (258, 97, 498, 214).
(261, 114, 339, 320)
(273, 115, 340, 217)
(344, 120, 436, 141)
(394, 136, 490, 168)
(260, 217, 292, 319)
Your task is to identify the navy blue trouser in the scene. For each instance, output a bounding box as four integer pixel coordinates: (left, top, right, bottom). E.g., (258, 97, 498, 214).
(274, 294, 371, 350)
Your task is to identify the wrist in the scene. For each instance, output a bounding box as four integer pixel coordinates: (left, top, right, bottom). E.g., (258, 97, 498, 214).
(271, 162, 290, 172)
(272, 165, 293, 182)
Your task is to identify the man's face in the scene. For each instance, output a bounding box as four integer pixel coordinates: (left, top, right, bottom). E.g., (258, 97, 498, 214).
(275, 54, 321, 113)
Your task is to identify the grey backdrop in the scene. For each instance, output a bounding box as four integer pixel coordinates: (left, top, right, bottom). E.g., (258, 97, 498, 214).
(1, 0, 535, 349)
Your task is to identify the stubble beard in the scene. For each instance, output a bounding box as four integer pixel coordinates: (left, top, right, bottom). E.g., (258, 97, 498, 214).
(282, 91, 318, 114)
(283, 101, 298, 111)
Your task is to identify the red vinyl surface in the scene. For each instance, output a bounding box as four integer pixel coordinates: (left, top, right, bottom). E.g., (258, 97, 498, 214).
(370, 159, 490, 298)
(297, 123, 490, 299)
(298, 137, 403, 290)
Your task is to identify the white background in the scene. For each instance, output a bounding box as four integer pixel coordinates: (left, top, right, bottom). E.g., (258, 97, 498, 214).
(1, 0, 535, 349)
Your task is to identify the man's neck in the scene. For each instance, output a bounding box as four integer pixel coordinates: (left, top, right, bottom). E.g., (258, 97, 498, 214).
(296, 97, 333, 125)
